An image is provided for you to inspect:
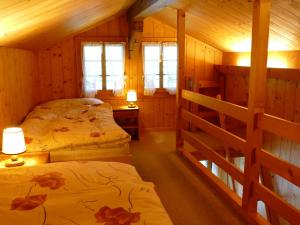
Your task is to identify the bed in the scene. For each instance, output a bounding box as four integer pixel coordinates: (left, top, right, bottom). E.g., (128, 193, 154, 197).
(21, 98, 131, 162)
(0, 161, 173, 225)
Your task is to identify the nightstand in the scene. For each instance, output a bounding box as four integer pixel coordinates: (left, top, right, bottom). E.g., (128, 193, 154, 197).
(113, 106, 139, 140)
(0, 152, 49, 168)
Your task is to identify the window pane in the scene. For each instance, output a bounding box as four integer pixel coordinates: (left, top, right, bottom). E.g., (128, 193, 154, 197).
(83, 44, 102, 90)
(84, 45, 102, 60)
(105, 44, 123, 61)
(84, 61, 101, 76)
(163, 44, 177, 91)
(163, 45, 177, 61)
(106, 75, 123, 90)
(104, 44, 125, 92)
(106, 61, 123, 75)
(145, 61, 159, 75)
(85, 76, 102, 90)
(144, 45, 160, 60)
(163, 75, 177, 88)
(163, 60, 177, 75)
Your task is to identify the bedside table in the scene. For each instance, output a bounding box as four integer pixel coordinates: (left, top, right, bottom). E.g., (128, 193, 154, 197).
(0, 152, 49, 168)
(113, 106, 139, 140)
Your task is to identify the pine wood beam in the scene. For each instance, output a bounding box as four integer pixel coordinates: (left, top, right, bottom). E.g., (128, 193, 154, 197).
(176, 9, 185, 149)
(127, 0, 177, 20)
(242, 1, 279, 225)
(127, 0, 178, 58)
(215, 65, 300, 82)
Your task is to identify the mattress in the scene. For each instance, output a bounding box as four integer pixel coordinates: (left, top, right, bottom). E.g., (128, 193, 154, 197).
(21, 98, 131, 161)
(0, 161, 173, 225)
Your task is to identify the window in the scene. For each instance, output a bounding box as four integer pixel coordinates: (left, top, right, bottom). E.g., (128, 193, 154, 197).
(82, 42, 125, 97)
(143, 42, 177, 95)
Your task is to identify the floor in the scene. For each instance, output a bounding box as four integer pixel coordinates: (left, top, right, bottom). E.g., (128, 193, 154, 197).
(130, 130, 248, 225)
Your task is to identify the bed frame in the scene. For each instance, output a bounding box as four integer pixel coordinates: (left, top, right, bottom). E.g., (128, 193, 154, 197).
(176, 1, 300, 225)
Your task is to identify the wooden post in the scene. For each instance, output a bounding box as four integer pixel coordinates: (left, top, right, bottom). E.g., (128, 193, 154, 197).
(242, 1, 277, 223)
(176, 9, 185, 149)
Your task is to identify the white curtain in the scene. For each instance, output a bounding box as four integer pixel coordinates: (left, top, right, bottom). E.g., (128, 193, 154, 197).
(82, 42, 102, 97)
(105, 43, 125, 96)
(143, 43, 160, 95)
(163, 42, 177, 95)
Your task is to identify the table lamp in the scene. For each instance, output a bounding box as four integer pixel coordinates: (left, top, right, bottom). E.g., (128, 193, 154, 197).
(127, 90, 137, 108)
(2, 127, 26, 167)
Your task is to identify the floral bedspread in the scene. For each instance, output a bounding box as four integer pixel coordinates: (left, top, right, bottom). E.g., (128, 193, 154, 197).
(0, 161, 173, 225)
(21, 98, 131, 153)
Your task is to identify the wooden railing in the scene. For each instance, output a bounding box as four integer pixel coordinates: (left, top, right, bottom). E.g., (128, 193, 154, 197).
(180, 89, 300, 225)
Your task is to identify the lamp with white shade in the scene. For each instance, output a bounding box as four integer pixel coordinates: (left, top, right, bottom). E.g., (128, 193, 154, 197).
(127, 90, 137, 108)
(2, 127, 26, 167)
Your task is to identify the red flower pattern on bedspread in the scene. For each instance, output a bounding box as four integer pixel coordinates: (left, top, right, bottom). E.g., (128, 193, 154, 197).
(31, 172, 65, 190)
(53, 127, 70, 132)
(25, 137, 33, 144)
(11, 194, 47, 210)
(95, 206, 140, 225)
(90, 132, 100, 137)
(89, 117, 97, 122)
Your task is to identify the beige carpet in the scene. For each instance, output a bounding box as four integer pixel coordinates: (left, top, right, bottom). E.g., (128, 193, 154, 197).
(130, 130, 248, 225)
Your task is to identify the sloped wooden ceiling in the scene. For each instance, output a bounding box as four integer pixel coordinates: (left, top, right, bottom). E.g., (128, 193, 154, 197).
(152, 0, 300, 52)
(0, 0, 135, 49)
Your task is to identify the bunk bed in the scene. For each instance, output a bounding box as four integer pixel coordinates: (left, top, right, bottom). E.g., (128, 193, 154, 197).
(21, 98, 131, 163)
(175, 3, 300, 225)
(0, 161, 173, 225)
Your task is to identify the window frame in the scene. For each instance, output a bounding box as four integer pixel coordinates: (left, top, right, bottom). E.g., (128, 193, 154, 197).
(142, 42, 177, 95)
(82, 41, 126, 92)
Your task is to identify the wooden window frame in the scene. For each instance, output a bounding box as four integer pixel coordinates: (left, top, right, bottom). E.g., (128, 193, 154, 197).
(142, 42, 177, 95)
(80, 39, 126, 94)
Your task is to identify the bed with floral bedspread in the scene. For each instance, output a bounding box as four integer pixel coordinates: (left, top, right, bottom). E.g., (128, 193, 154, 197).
(21, 98, 131, 162)
(0, 161, 173, 225)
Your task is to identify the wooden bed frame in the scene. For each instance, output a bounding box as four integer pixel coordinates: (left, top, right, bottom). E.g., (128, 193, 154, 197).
(176, 1, 300, 225)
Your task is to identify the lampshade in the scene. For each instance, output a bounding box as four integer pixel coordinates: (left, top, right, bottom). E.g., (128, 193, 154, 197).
(127, 90, 137, 102)
(2, 127, 26, 155)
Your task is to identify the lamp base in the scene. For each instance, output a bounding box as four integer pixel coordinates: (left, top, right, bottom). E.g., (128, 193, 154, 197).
(128, 105, 136, 108)
(128, 102, 136, 108)
(5, 155, 24, 167)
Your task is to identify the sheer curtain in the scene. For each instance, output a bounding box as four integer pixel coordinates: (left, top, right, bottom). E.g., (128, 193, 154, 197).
(82, 42, 102, 97)
(105, 43, 125, 96)
(143, 43, 160, 95)
(163, 43, 177, 95)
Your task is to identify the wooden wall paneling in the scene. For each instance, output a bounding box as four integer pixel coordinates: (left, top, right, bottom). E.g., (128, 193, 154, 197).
(38, 50, 52, 103)
(0, 47, 37, 144)
(62, 38, 76, 98)
(50, 44, 64, 99)
(36, 15, 222, 130)
(142, 99, 155, 129)
(163, 97, 176, 128)
(204, 47, 214, 81)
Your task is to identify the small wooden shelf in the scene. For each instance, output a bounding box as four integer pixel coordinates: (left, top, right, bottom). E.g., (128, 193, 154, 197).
(113, 106, 139, 140)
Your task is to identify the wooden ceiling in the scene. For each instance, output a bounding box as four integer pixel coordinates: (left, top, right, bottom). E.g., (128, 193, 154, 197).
(0, 0, 135, 49)
(152, 0, 300, 52)
(1, 0, 300, 52)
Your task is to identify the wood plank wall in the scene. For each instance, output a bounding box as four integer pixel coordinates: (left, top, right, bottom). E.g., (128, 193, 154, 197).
(0, 47, 37, 144)
(36, 15, 222, 130)
(222, 51, 300, 211)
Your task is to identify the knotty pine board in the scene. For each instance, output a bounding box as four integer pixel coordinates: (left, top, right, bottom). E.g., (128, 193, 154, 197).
(0, 47, 37, 144)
